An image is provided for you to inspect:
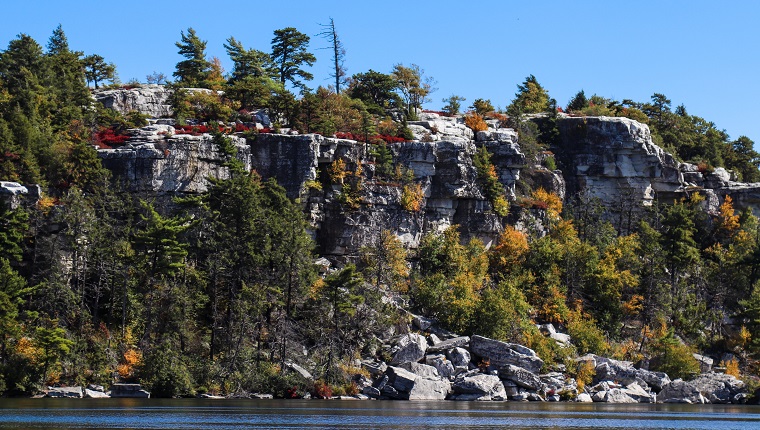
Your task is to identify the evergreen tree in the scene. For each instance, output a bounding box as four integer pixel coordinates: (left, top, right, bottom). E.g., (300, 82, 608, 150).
(82, 54, 115, 89)
(566, 90, 588, 112)
(507, 74, 550, 115)
(270, 27, 316, 91)
(173, 28, 210, 87)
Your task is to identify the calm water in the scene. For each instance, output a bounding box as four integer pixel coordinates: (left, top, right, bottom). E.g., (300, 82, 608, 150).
(1, 398, 759, 429)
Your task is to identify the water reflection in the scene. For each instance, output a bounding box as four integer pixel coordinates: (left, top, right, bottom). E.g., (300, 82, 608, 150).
(1, 398, 759, 429)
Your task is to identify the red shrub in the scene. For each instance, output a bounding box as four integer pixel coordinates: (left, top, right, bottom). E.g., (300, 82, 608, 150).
(94, 128, 129, 148)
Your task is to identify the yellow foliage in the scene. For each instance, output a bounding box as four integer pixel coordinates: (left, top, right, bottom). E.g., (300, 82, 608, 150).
(721, 358, 740, 377)
(622, 294, 644, 316)
(329, 159, 348, 184)
(716, 195, 740, 238)
(574, 360, 596, 391)
(309, 278, 326, 298)
(491, 226, 529, 273)
(740, 325, 752, 348)
(117, 348, 142, 380)
(15, 337, 41, 363)
(464, 112, 488, 132)
(37, 196, 57, 215)
(401, 183, 424, 212)
(610, 339, 644, 363)
(532, 187, 563, 218)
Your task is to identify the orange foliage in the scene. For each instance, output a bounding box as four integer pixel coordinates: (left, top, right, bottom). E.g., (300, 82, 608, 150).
(716, 195, 740, 238)
(531, 187, 563, 218)
(464, 113, 488, 132)
(490, 226, 529, 274)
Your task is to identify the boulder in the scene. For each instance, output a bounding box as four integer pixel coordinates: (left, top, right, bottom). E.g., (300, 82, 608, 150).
(46, 386, 83, 398)
(425, 354, 455, 379)
(390, 333, 428, 365)
(576, 393, 593, 403)
(622, 382, 654, 403)
(386, 366, 450, 400)
(408, 377, 451, 400)
(658, 380, 706, 404)
(470, 335, 544, 374)
(689, 373, 746, 404)
(110, 383, 150, 398)
(446, 347, 471, 367)
(453, 373, 506, 399)
(399, 362, 440, 379)
(427, 336, 470, 353)
(361, 359, 388, 377)
(693, 354, 714, 373)
(362, 386, 381, 398)
(84, 389, 110, 398)
(605, 388, 638, 403)
(498, 364, 543, 391)
(284, 361, 313, 380)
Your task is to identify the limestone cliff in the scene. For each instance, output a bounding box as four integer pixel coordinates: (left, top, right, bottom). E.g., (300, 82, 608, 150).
(96, 105, 760, 259)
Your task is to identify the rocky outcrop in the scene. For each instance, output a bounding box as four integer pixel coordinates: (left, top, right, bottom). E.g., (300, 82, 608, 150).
(92, 84, 173, 118)
(97, 113, 760, 260)
(555, 116, 683, 210)
(98, 127, 251, 195)
(469, 335, 544, 374)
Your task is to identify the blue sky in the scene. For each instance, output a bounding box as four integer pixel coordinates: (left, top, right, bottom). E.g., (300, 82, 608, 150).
(2, 0, 759, 145)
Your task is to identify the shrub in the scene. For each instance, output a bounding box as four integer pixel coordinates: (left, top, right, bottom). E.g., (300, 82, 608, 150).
(400, 183, 424, 212)
(650, 333, 700, 380)
(464, 113, 488, 132)
(329, 159, 348, 184)
(313, 380, 333, 399)
(544, 156, 556, 170)
(566, 312, 608, 355)
(721, 358, 740, 378)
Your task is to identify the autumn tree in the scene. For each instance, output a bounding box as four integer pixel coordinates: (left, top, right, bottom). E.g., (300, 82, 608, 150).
(391, 63, 436, 120)
(360, 230, 409, 292)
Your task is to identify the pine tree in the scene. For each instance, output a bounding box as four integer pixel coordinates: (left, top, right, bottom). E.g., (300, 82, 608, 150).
(270, 27, 316, 91)
(173, 28, 210, 87)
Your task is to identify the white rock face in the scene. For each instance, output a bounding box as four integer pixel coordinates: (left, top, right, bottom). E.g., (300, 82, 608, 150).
(93, 84, 173, 118)
(98, 126, 251, 194)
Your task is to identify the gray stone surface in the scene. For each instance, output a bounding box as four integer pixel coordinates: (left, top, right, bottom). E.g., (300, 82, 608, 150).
(499, 364, 543, 391)
(390, 333, 428, 365)
(658, 380, 706, 404)
(427, 336, 470, 353)
(470, 335, 544, 374)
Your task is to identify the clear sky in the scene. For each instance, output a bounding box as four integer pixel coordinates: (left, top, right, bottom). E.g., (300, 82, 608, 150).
(2, 0, 759, 145)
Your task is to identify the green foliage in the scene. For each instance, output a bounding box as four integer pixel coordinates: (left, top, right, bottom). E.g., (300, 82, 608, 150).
(470, 98, 494, 116)
(507, 74, 550, 115)
(442, 94, 466, 115)
(650, 332, 700, 380)
(473, 146, 509, 216)
(566, 90, 588, 112)
(139, 338, 193, 398)
(391, 63, 436, 118)
(566, 312, 609, 355)
(82, 54, 115, 89)
(348, 70, 401, 116)
(271, 27, 316, 91)
(173, 28, 210, 87)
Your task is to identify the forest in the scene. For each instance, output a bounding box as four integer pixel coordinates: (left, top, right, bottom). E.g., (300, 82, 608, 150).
(1, 24, 760, 399)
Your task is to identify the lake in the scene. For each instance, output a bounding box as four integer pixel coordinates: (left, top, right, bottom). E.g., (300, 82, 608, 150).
(1, 398, 760, 429)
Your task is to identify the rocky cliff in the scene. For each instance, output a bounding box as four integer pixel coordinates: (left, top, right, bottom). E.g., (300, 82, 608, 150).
(94, 88, 760, 258)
